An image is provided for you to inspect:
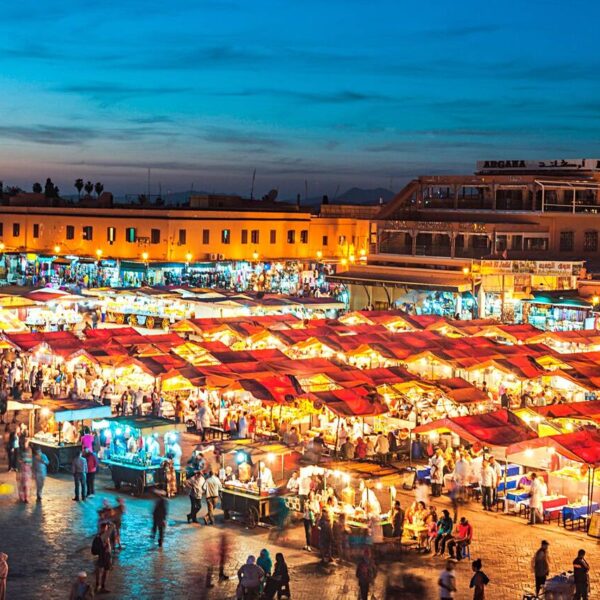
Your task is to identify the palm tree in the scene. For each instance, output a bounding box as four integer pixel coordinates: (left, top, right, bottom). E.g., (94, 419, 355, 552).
(74, 178, 84, 199)
(32, 182, 42, 193)
(94, 182, 104, 197)
(84, 181, 94, 197)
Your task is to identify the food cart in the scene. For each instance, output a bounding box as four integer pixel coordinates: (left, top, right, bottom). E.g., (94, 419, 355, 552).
(30, 398, 111, 473)
(97, 415, 187, 496)
(200, 440, 298, 528)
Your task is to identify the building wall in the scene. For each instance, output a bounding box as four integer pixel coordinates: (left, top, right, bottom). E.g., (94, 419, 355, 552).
(0, 206, 370, 263)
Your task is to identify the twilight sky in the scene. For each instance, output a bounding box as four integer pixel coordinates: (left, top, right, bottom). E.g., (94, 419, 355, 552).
(1, 0, 599, 198)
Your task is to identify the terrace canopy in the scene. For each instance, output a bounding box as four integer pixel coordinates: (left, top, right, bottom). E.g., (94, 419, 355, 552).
(413, 409, 537, 458)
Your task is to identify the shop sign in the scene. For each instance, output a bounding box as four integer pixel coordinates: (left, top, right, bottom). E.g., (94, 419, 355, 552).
(481, 260, 581, 276)
(477, 159, 600, 172)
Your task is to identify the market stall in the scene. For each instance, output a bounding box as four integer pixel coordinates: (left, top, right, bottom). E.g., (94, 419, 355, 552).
(216, 441, 299, 528)
(30, 398, 111, 473)
(97, 415, 187, 496)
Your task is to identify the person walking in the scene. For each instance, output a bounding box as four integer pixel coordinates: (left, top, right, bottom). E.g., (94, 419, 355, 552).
(202, 470, 222, 525)
(32, 448, 49, 501)
(92, 521, 112, 594)
(480, 460, 494, 511)
(355, 548, 376, 600)
(469, 559, 489, 600)
(16, 445, 32, 503)
(6, 430, 18, 472)
(438, 559, 457, 600)
(0, 552, 7, 600)
(69, 571, 94, 600)
(531, 540, 550, 597)
(430, 449, 445, 497)
(84, 450, 99, 497)
(186, 470, 204, 523)
(72, 450, 88, 501)
(152, 492, 168, 548)
(529, 472, 546, 525)
(573, 549, 590, 600)
(391, 500, 405, 539)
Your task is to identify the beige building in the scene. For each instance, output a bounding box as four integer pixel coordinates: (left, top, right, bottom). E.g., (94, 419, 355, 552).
(0, 201, 371, 264)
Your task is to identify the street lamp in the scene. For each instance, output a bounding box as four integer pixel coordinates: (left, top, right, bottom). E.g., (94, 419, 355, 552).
(185, 252, 193, 264)
(53, 245, 61, 254)
(142, 251, 149, 262)
(340, 257, 348, 266)
(95, 249, 103, 259)
(252, 251, 259, 261)
(316, 250, 323, 260)
(0, 242, 5, 251)
(462, 266, 470, 276)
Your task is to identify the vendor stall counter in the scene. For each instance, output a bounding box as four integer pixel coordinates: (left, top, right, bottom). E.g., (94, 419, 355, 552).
(97, 416, 187, 496)
(30, 399, 111, 473)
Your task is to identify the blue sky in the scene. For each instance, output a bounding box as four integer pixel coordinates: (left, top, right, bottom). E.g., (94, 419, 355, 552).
(1, 0, 599, 198)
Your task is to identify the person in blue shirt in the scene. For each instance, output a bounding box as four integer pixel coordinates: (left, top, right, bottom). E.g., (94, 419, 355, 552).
(434, 509, 454, 556)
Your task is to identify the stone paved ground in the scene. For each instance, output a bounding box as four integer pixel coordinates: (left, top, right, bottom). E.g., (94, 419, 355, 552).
(1, 452, 599, 599)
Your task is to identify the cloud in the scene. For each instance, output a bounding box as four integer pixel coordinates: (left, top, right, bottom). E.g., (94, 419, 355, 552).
(212, 88, 395, 104)
(127, 115, 175, 125)
(64, 159, 201, 171)
(56, 83, 193, 100)
(201, 126, 285, 147)
(419, 24, 505, 38)
(0, 124, 175, 146)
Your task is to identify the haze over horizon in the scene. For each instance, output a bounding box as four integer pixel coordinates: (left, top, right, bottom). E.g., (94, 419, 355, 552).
(1, 0, 599, 198)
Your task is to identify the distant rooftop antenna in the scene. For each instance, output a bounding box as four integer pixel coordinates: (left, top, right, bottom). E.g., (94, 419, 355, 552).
(147, 168, 151, 198)
(304, 179, 308, 202)
(250, 169, 256, 200)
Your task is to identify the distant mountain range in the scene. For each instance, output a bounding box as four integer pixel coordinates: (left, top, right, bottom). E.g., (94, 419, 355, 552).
(64, 186, 395, 207)
(299, 187, 395, 207)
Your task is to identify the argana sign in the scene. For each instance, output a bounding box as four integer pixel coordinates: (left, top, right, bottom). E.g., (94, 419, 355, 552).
(477, 159, 600, 172)
(480, 260, 582, 276)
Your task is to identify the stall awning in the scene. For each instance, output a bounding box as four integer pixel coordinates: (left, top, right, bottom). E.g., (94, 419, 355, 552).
(119, 261, 147, 273)
(34, 398, 112, 422)
(413, 409, 537, 454)
(326, 269, 470, 292)
(102, 415, 187, 434)
(310, 387, 388, 417)
(507, 430, 600, 466)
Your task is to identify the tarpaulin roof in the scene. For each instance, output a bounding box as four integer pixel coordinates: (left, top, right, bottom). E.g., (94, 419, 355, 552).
(435, 377, 490, 404)
(414, 409, 537, 451)
(237, 375, 304, 404)
(310, 387, 388, 417)
(507, 430, 600, 466)
(534, 400, 600, 420)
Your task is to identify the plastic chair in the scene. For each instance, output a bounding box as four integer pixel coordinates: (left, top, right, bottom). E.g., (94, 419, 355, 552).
(461, 543, 471, 560)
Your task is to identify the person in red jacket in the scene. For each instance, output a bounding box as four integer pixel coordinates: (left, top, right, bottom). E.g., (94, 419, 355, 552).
(447, 517, 473, 560)
(85, 450, 99, 497)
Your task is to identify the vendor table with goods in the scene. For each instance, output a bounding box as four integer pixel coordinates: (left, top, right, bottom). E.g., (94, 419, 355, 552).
(221, 481, 282, 528)
(29, 436, 82, 474)
(30, 399, 112, 473)
(96, 415, 187, 496)
(562, 502, 599, 529)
